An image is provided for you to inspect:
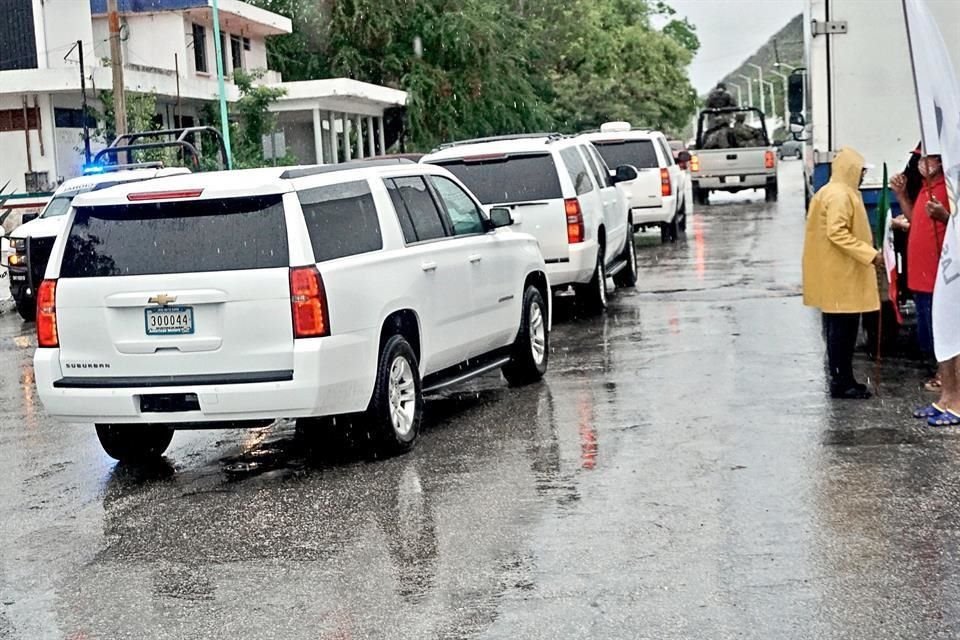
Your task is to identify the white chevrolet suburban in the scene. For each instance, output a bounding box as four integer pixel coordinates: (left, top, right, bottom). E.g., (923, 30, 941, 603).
(580, 123, 687, 243)
(422, 134, 638, 314)
(34, 160, 550, 462)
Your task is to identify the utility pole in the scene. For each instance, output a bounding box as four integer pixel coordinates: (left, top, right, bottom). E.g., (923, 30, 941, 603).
(748, 63, 765, 114)
(737, 74, 754, 108)
(65, 41, 92, 165)
(78, 41, 91, 165)
(770, 69, 789, 128)
(212, 0, 234, 168)
(107, 0, 127, 136)
(730, 83, 743, 106)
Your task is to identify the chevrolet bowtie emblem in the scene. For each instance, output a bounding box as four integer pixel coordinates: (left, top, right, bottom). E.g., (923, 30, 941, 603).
(148, 294, 177, 306)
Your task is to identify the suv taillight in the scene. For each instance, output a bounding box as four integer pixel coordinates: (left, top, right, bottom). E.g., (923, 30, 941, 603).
(37, 279, 58, 348)
(690, 155, 700, 172)
(565, 198, 585, 244)
(289, 266, 330, 338)
(765, 150, 776, 169)
(660, 168, 672, 197)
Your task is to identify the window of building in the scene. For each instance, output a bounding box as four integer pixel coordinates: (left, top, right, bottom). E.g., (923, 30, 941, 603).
(230, 35, 243, 72)
(192, 23, 208, 73)
(220, 33, 229, 73)
(243, 37, 251, 51)
(53, 108, 96, 129)
(0, 108, 39, 132)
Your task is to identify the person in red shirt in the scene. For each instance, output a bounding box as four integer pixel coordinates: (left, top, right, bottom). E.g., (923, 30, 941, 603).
(891, 151, 951, 408)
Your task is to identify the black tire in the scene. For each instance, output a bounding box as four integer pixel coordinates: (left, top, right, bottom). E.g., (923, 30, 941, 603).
(694, 187, 709, 206)
(502, 286, 549, 386)
(15, 296, 35, 322)
(613, 223, 638, 288)
(765, 182, 779, 203)
(362, 335, 422, 454)
(660, 214, 679, 243)
(577, 246, 608, 316)
(95, 424, 174, 462)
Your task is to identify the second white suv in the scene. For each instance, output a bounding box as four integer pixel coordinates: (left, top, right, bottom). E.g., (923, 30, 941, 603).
(423, 134, 638, 314)
(34, 161, 550, 462)
(581, 123, 686, 243)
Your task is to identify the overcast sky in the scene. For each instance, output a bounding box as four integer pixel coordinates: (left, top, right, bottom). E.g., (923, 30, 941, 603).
(665, 0, 804, 92)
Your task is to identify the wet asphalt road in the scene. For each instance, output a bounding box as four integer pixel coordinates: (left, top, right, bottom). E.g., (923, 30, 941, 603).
(3, 161, 960, 639)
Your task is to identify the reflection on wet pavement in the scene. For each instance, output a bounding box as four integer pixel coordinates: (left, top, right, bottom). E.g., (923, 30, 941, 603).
(3, 163, 960, 638)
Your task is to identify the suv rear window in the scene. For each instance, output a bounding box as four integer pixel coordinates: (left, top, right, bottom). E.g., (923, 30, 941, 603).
(433, 153, 562, 204)
(593, 140, 659, 169)
(298, 180, 382, 262)
(61, 195, 288, 278)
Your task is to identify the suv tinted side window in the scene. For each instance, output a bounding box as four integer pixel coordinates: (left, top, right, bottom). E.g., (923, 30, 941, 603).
(298, 180, 382, 262)
(430, 176, 486, 236)
(582, 145, 610, 188)
(657, 137, 674, 166)
(560, 147, 595, 195)
(387, 176, 448, 243)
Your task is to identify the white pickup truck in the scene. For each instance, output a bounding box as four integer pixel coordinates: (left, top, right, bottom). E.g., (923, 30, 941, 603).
(690, 107, 779, 204)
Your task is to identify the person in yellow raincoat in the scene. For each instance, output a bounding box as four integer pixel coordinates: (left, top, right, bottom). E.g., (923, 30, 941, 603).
(802, 146, 883, 399)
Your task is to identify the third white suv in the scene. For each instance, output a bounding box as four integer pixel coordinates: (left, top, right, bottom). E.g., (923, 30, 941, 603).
(34, 160, 550, 462)
(423, 134, 638, 314)
(581, 123, 686, 243)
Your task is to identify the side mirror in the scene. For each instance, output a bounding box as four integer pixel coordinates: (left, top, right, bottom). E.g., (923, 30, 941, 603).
(21, 212, 39, 224)
(612, 165, 639, 185)
(787, 72, 804, 115)
(488, 207, 514, 229)
(789, 112, 806, 136)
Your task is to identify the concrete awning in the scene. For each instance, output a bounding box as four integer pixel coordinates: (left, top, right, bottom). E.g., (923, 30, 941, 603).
(269, 79, 407, 118)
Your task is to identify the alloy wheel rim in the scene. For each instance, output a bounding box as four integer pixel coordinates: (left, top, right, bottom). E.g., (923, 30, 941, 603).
(598, 257, 607, 306)
(530, 302, 546, 365)
(389, 356, 417, 437)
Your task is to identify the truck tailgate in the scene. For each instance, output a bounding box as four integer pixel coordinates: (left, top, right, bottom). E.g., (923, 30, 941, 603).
(695, 148, 771, 176)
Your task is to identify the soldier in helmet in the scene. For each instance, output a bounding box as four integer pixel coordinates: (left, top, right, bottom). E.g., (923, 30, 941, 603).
(703, 115, 736, 149)
(732, 112, 763, 148)
(706, 83, 737, 109)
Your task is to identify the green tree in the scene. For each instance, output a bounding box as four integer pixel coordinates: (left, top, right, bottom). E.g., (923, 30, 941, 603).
(230, 69, 295, 168)
(251, 0, 700, 144)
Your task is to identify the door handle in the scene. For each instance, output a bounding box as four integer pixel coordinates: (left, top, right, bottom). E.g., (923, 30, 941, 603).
(468, 254, 482, 263)
(421, 261, 437, 272)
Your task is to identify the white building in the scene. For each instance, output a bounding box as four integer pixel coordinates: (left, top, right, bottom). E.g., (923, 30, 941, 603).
(0, 0, 407, 195)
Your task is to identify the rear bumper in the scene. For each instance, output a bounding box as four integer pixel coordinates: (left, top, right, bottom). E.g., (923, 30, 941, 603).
(693, 174, 773, 190)
(34, 334, 377, 425)
(545, 239, 598, 287)
(631, 195, 676, 226)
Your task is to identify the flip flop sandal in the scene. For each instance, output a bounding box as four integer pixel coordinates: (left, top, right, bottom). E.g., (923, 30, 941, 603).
(928, 409, 960, 427)
(914, 403, 944, 419)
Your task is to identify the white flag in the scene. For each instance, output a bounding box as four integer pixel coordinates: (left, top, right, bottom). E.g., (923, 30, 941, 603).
(903, 0, 960, 362)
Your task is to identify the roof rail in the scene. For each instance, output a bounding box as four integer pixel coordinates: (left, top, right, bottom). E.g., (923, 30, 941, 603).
(279, 158, 415, 180)
(437, 132, 564, 150)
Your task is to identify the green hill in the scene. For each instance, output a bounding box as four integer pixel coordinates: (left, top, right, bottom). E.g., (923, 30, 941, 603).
(708, 14, 803, 139)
